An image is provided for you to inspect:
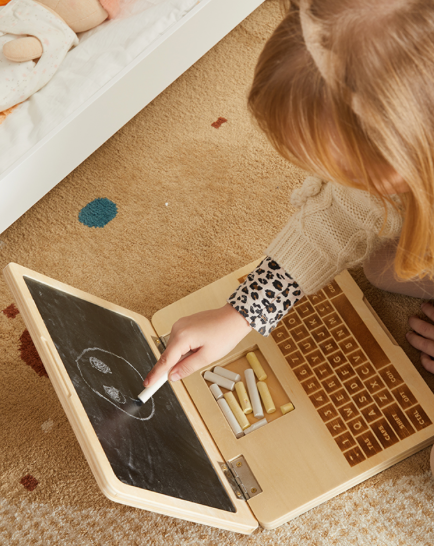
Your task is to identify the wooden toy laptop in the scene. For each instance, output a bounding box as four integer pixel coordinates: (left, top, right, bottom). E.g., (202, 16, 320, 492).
(4, 261, 434, 535)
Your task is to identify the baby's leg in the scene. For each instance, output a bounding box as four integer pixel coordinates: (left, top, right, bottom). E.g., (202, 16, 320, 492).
(363, 238, 434, 298)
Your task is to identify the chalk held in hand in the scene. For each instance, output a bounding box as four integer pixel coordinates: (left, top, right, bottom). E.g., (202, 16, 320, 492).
(246, 352, 267, 381)
(213, 366, 241, 383)
(204, 370, 235, 391)
(138, 371, 169, 405)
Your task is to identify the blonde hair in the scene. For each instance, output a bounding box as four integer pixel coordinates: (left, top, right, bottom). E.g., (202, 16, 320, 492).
(248, 0, 434, 280)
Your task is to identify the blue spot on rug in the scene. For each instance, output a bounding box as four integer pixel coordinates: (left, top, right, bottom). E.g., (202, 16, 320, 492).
(79, 198, 118, 228)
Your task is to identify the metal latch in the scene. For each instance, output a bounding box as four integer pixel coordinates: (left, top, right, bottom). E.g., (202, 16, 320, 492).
(221, 455, 262, 501)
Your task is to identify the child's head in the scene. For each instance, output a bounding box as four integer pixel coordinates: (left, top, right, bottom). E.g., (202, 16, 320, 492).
(249, 0, 434, 280)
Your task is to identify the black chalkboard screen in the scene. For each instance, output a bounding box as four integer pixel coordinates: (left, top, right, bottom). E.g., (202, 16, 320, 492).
(24, 277, 235, 513)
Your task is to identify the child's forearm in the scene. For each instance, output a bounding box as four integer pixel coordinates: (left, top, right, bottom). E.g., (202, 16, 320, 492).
(145, 258, 302, 386)
(227, 256, 304, 336)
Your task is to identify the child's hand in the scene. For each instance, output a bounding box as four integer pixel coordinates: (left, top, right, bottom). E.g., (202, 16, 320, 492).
(144, 303, 252, 387)
(407, 303, 434, 373)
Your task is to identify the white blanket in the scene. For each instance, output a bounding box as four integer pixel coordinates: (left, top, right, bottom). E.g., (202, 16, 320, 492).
(0, 0, 79, 111)
(0, 0, 197, 175)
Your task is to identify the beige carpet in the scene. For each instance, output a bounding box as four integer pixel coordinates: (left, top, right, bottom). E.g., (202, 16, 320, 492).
(1, 1, 434, 544)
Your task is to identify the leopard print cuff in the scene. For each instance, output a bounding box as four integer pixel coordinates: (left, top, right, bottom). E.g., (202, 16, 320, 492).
(227, 257, 304, 336)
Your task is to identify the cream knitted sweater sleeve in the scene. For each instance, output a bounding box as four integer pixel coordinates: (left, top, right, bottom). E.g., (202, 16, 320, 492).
(266, 176, 403, 295)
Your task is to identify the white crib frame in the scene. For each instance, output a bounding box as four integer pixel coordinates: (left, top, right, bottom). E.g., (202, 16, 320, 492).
(0, 0, 265, 235)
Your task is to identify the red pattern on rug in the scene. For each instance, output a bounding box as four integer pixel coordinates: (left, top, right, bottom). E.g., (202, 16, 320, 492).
(211, 117, 227, 128)
(19, 329, 48, 377)
(2, 303, 19, 319)
(20, 474, 39, 491)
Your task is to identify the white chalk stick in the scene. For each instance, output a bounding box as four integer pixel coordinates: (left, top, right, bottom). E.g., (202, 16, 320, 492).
(204, 371, 235, 391)
(137, 371, 169, 404)
(217, 399, 244, 438)
(213, 366, 241, 383)
(243, 418, 268, 435)
(209, 383, 224, 400)
(245, 369, 264, 419)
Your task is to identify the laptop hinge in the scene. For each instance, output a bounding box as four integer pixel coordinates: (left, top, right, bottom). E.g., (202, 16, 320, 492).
(221, 455, 262, 501)
(151, 335, 168, 355)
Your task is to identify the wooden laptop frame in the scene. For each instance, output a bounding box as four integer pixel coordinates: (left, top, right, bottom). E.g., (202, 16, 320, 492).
(3, 262, 258, 534)
(5, 260, 434, 532)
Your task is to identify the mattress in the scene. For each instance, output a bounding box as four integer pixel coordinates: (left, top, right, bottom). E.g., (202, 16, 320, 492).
(0, 0, 197, 176)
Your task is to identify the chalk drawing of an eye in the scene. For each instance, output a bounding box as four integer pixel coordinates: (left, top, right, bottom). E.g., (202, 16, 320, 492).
(76, 347, 155, 421)
(90, 357, 112, 374)
(103, 385, 126, 404)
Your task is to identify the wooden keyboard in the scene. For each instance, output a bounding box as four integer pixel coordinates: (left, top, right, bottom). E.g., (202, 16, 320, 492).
(271, 280, 432, 467)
